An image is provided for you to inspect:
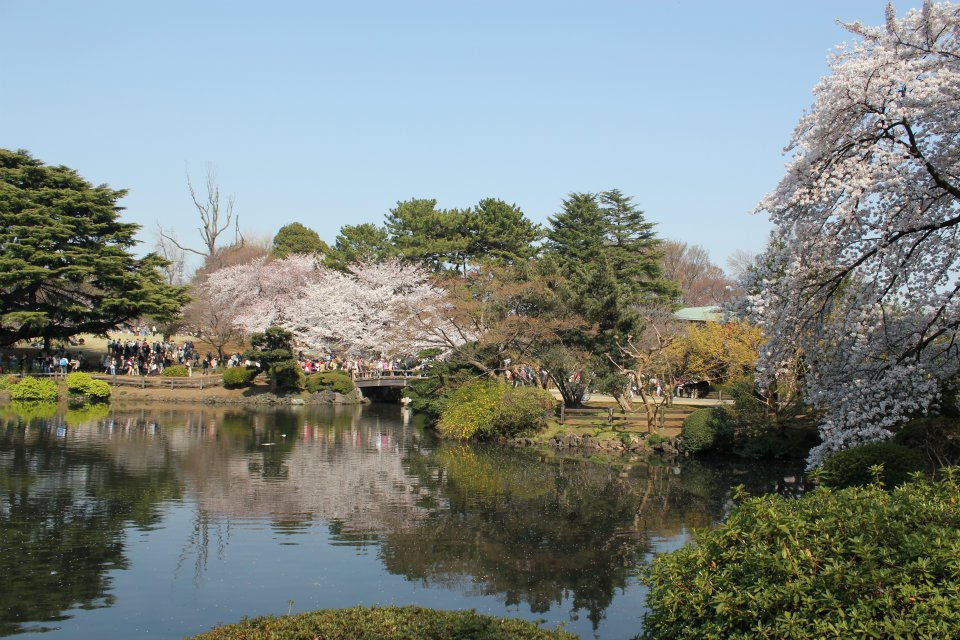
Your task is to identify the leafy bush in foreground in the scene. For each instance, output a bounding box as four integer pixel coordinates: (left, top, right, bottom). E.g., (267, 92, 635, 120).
(820, 441, 926, 489)
(305, 370, 355, 394)
(9, 376, 58, 402)
(187, 605, 576, 640)
(640, 469, 960, 639)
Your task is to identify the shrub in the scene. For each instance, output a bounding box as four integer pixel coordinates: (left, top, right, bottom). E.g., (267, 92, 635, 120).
(305, 370, 355, 394)
(680, 407, 733, 454)
(437, 381, 555, 440)
(492, 386, 556, 437)
(820, 441, 926, 489)
(10, 376, 58, 402)
(222, 366, 257, 388)
(0, 374, 19, 391)
(187, 605, 577, 640)
(270, 359, 306, 392)
(640, 470, 960, 639)
(64, 372, 110, 400)
(162, 365, 190, 377)
(437, 380, 502, 439)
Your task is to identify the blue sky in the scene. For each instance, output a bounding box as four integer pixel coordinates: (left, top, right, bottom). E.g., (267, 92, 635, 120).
(1, 1, 927, 270)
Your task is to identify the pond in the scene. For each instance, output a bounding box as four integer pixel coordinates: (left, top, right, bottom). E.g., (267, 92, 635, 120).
(0, 403, 805, 639)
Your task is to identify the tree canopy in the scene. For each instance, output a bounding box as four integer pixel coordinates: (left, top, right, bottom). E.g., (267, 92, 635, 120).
(272, 222, 329, 258)
(751, 3, 960, 466)
(0, 149, 189, 347)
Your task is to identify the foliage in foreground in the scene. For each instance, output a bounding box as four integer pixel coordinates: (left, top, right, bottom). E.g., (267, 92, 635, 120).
(305, 370, 355, 394)
(9, 377, 58, 402)
(65, 372, 111, 401)
(187, 605, 577, 640)
(436, 380, 556, 440)
(640, 469, 960, 639)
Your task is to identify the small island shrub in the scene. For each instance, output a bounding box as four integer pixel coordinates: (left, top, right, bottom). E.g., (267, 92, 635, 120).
(680, 407, 733, 454)
(305, 371, 355, 394)
(10, 376, 58, 402)
(492, 386, 556, 437)
(187, 605, 577, 640)
(437, 381, 555, 440)
(222, 366, 257, 388)
(819, 441, 926, 489)
(437, 380, 501, 439)
(640, 470, 960, 639)
(65, 372, 111, 401)
(162, 365, 190, 377)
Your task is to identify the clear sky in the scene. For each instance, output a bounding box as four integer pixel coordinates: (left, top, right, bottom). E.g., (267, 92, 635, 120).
(1, 0, 927, 270)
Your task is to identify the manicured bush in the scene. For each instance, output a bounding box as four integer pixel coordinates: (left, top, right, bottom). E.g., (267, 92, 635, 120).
(10, 376, 58, 402)
(680, 407, 733, 454)
(64, 372, 111, 401)
(437, 381, 555, 440)
(222, 366, 257, 388)
(270, 359, 306, 392)
(305, 370, 355, 394)
(187, 605, 577, 640)
(820, 441, 926, 489)
(640, 470, 960, 639)
(162, 365, 190, 377)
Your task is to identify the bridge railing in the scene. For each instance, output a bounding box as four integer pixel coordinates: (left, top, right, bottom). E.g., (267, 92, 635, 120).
(353, 370, 427, 380)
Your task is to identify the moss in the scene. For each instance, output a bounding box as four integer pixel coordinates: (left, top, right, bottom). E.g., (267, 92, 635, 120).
(187, 605, 576, 640)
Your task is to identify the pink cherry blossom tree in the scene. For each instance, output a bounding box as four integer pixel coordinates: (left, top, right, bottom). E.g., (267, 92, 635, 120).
(752, 1, 960, 467)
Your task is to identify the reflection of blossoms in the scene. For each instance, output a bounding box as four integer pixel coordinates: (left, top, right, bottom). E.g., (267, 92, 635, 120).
(751, 3, 960, 467)
(200, 256, 452, 356)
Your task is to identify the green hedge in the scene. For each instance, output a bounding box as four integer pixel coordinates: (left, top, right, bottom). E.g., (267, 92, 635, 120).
(9, 376, 58, 402)
(820, 441, 926, 489)
(680, 407, 733, 454)
(437, 381, 555, 440)
(187, 606, 576, 640)
(162, 365, 190, 377)
(222, 366, 257, 388)
(65, 372, 111, 401)
(640, 470, 960, 639)
(305, 371, 355, 394)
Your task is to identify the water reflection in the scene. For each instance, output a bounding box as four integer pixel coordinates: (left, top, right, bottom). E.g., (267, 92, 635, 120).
(0, 404, 805, 639)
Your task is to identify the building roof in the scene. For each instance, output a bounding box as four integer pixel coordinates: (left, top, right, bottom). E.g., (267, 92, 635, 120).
(673, 305, 725, 322)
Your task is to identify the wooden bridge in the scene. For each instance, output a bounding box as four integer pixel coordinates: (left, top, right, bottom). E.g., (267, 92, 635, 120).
(353, 371, 427, 389)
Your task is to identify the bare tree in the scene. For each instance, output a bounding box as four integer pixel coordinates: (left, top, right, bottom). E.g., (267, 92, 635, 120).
(159, 164, 242, 268)
(661, 240, 736, 306)
(154, 226, 188, 285)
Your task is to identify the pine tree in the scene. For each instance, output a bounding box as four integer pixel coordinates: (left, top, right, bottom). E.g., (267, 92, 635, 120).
(0, 149, 189, 348)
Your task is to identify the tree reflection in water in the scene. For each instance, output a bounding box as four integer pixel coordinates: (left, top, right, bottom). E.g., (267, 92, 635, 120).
(0, 404, 804, 638)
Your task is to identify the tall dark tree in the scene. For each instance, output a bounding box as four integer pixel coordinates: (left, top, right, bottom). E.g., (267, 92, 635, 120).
(272, 222, 329, 258)
(0, 149, 189, 348)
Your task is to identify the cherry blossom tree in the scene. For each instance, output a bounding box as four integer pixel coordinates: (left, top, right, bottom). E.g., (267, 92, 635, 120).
(198, 256, 448, 356)
(752, 2, 960, 467)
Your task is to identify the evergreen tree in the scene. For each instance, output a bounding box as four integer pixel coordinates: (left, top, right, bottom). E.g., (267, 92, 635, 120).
(0, 149, 189, 348)
(466, 198, 543, 266)
(325, 222, 392, 270)
(385, 198, 469, 272)
(245, 326, 303, 392)
(600, 189, 674, 302)
(272, 222, 329, 258)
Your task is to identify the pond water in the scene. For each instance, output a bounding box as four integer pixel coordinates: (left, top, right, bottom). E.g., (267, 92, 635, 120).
(0, 403, 805, 639)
